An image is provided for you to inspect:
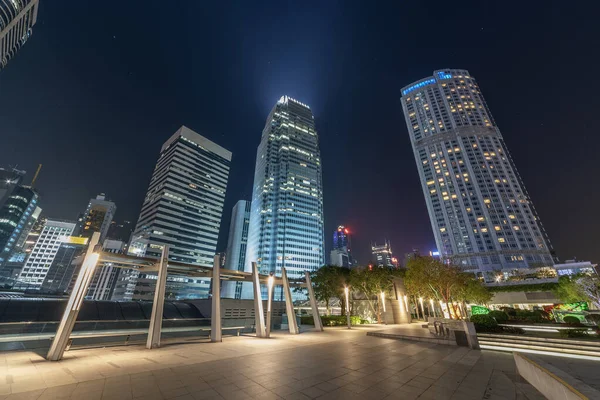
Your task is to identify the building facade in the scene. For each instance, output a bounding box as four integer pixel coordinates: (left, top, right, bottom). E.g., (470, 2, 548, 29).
(0, 185, 38, 269)
(371, 241, 393, 267)
(330, 225, 354, 267)
(127, 126, 231, 299)
(245, 96, 325, 290)
(15, 219, 76, 288)
(400, 69, 554, 277)
(75, 193, 116, 243)
(222, 200, 251, 299)
(0, 0, 39, 70)
(86, 239, 124, 300)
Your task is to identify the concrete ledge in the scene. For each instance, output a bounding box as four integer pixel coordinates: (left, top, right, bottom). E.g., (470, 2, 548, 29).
(514, 352, 600, 400)
(367, 331, 456, 346)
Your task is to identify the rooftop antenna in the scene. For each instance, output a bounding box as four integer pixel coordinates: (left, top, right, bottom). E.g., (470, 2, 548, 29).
(30, 164, 42, 188)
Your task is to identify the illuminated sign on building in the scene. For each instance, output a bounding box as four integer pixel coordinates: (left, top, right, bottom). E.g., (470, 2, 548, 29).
(64, 236, 89, 245)
(402, 78, 436, 96)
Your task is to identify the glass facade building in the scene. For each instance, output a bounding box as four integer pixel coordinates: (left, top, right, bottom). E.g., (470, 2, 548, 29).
(16, 219, 76, 287)
(0, 0, 39, 70)
(400, 69, 554, 277)
(127, 126, 231, 300)
(222, 200, 250, 299)
(371, 241, 393, 267)
(245, 96, 325, 289)
(0, 186, 38, 267)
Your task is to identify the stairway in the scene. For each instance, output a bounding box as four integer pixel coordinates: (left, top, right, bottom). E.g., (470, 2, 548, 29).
(478, 333, 600, 360)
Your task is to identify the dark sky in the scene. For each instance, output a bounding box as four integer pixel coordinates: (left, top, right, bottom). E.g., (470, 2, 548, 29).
(1, 1, 598, 265)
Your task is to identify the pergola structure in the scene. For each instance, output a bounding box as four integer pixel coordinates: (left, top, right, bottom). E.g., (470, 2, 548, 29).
(46, 232, 324, 361)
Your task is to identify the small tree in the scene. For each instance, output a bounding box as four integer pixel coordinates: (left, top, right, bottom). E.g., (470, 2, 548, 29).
(575, 276, 600, 309)
(348, 266, 399, 323)
(553, 275, 586, 303)
(310, 266, 350, 315)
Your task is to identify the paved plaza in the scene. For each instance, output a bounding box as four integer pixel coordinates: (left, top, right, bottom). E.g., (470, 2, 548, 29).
(0, 326, 543, 400)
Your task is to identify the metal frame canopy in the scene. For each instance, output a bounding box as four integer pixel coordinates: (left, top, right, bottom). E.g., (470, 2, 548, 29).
(45, 232, 323, 361)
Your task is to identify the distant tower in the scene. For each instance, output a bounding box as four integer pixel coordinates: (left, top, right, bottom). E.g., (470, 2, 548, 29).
(16, 219, 76, 288)
(76, 193, 117, 243)
(222, 200, 251, 299)
(330, 226, 354, 267)
(400, 69, 554, 277)
(127, 126, 231, 300)
(371, 241, 393, 267)
(245, 96, 325, 295)
(0, 0, 40, 70)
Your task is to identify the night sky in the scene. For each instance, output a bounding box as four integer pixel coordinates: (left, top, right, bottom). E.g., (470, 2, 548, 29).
(1, 1, 598, 265)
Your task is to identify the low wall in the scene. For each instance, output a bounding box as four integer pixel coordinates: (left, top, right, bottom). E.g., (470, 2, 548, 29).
(514, 352, 600, 400)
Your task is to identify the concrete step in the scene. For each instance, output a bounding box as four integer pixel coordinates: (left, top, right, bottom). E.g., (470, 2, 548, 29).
(478, 333, 600, 348)
(479, 339, 600, 359)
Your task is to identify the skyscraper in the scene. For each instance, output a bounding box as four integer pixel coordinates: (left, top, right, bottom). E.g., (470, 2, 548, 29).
(0, 185, 38, 268)
(75, 194, 116, 243)
(371, 241, 393, 267)
(0, 0, 39, 70)
(15, 219, 76, 288)
(245, 96, 325, 287)
(128, 126, 231, 299)
(330, 225, 354, 267)
(222, 200, 250, 299)
(400, 69, 554, 277)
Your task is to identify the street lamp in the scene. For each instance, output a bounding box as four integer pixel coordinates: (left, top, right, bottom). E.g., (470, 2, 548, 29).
(380, 292, 386, 312)
(344, 286, 351, 329)
(266, 274, 274, 337)
(419, 297, 426, 320)
(403, 295, 409, 314)
(430, 299, 436, 318)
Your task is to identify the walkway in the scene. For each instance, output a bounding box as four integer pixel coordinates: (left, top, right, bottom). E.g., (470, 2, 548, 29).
(0, 326, 542, 400)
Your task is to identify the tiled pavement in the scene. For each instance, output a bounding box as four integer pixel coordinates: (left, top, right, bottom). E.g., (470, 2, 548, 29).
(0, 326, 544, 400)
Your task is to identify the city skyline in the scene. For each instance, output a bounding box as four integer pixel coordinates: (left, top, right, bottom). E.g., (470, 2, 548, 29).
(0, 2, 598, 265)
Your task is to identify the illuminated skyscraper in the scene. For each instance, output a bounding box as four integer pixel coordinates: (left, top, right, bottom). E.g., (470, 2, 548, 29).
(127, 126, 231, 299)
(400, 69, 554, 277)
(245, 96, 325, 289)
(75, 194, 116, 243)
(371, 241, 393, 267)
(0, 0, 39, 70)
(331, 226, 354, 267)
(222, 200, 250, 299)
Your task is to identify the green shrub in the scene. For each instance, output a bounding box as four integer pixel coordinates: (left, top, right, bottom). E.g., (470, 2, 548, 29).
(488, 310, 509, 323)
(500, 307, 517, 317)
(559, 328, 589, 338)
(300, 316, 315, 325)
(563, 316, 581, 325)
(471, 314, 499, 332)
(501, 326, 525, 335)
(320, 315, 364, 326)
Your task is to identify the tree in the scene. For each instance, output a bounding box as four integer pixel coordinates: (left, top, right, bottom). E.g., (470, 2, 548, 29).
(310, 266, 350, 315)
(404, 256, 491, 319)
(348, 266, 400, 323)
(553, 275, 586, 303)
(574, 276, 600, 309)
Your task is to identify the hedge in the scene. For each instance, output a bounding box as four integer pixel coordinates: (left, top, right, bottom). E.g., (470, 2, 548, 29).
(487, 282, 558, 293)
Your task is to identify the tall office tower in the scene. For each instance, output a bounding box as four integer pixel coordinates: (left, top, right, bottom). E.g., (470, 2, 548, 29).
(0, 185, 38, 268)
(40, 236, 87, 294)
(222, 200, 251, 299)
(400, 69, 554, 277)
(15, 219, 76, 288)
(128, 126, 231, 299)
(372, 241, 393, 267)
(75, 194, 116, 243)
(0, 0, 39, 70)
(86, 239, 124, 300)
(0, 167, 25, 205)
(330, 225, 354, 267)
(245, 96, 325, 290)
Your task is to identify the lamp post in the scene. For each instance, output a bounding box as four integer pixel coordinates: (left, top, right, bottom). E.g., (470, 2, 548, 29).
(266, 274, 274, 337)
(430, 299, 436, 318)
(419, 297, 426, 320)
(344, 286, 351, 329)
(380, 292, 386, 312)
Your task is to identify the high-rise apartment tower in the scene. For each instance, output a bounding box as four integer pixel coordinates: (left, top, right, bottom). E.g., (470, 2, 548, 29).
(400, 69, 554, 277)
